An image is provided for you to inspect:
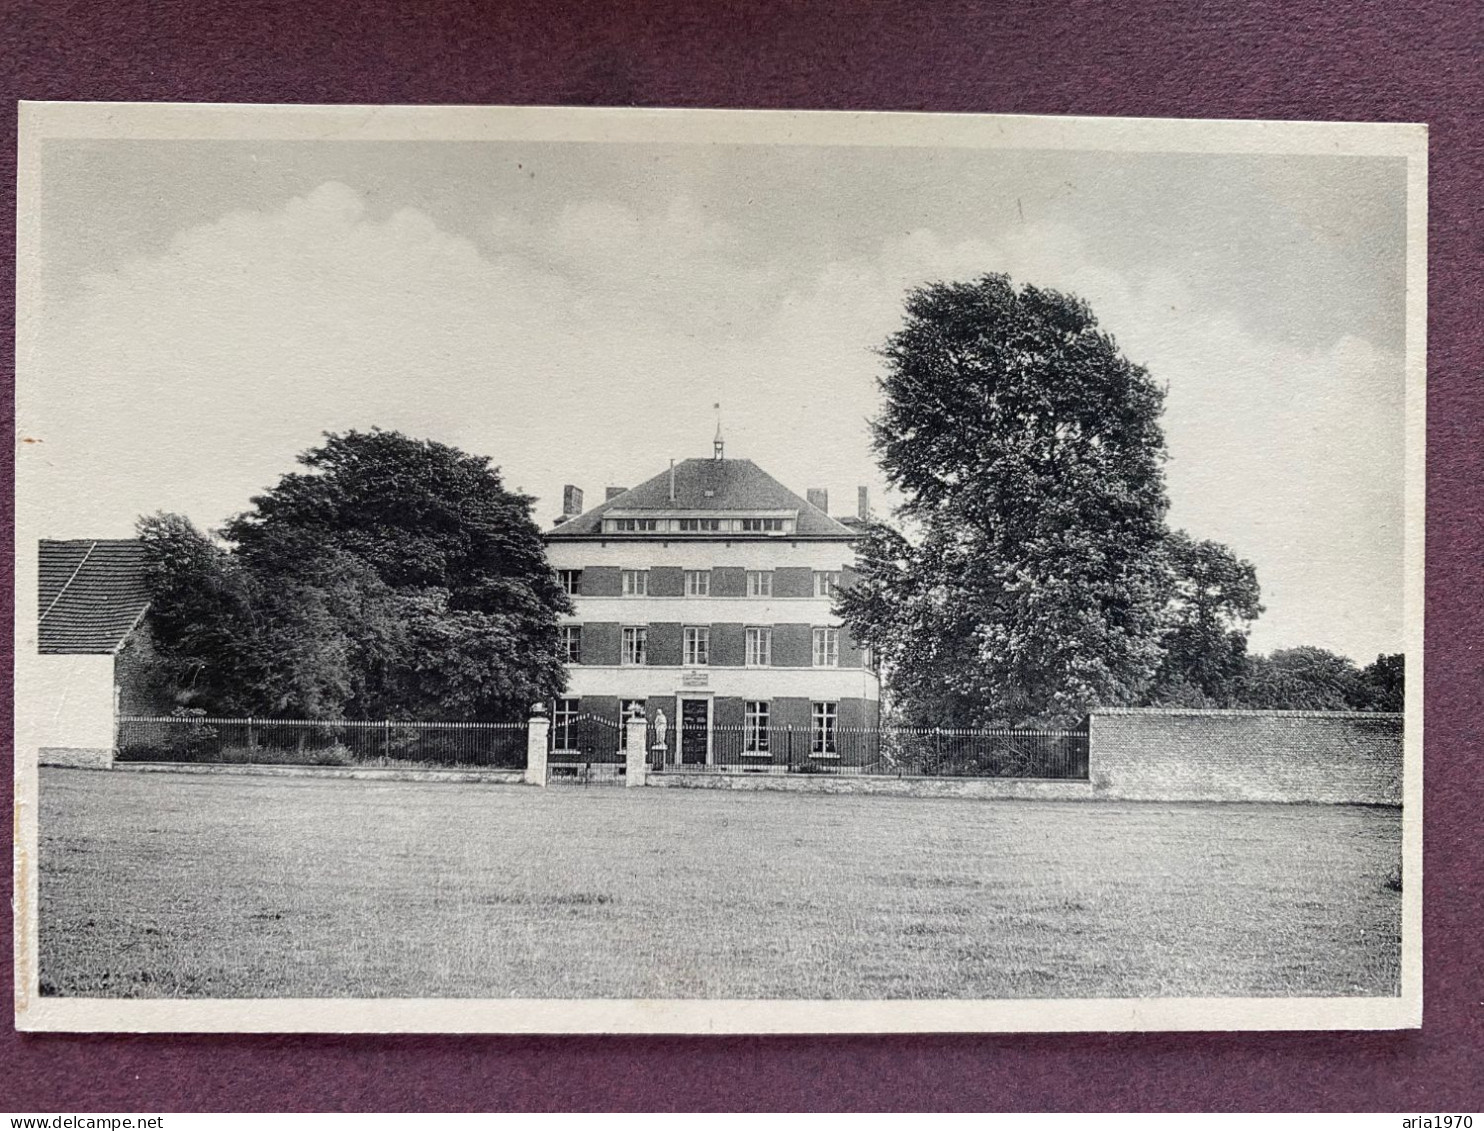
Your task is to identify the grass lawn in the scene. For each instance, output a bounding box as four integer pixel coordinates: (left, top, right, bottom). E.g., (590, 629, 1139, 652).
(38, 767, 1402, 1000)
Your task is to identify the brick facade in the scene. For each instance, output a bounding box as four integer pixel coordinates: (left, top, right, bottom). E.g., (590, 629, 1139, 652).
(1088, 709, 1403, 804)
(648, 566, 684, 597)
(544, 455, 881, 762)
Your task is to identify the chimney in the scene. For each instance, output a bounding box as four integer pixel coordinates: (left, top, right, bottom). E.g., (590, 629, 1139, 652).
(562, 485, 584, 517)
(806, 488, 829, 513)
(857, 486, 870, 520)
(606, 486, 628, 501)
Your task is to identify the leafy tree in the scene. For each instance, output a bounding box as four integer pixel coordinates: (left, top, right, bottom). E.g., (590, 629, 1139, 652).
(139, 430, 570, 720)
(1235, 646, 1365, 711)
(1354, 652, 1405, 712)
(836, 517, 989, 727)
(1147, 532, 1263, 705)
(137, 512, 249, 708)
(854, 274, 1173, 725)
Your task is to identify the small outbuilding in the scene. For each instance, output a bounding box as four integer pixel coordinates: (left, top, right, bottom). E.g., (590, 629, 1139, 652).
(32, 539, 162, 767)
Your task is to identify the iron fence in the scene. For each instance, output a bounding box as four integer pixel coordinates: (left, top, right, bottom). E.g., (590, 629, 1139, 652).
(114, 714, 1089, 780)
(649, 723, 1088, 779)
(115, 715, 528, 769)
(547, 713, 627, 781)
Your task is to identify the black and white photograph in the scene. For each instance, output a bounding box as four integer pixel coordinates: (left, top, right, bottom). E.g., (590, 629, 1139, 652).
(13, 103, 1424, 1033)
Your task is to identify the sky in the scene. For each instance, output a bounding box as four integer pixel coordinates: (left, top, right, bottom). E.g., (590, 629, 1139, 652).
(25, 136, 1409, 660)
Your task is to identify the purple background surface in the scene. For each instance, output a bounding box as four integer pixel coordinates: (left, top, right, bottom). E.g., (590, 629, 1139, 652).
(2, 0, 1480, 1113)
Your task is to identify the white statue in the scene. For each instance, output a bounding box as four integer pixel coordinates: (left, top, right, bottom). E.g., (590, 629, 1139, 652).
(654, 709, 668, 751)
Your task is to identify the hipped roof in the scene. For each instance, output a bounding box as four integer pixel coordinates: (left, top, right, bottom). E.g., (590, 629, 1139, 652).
(547, 458, 857, 539)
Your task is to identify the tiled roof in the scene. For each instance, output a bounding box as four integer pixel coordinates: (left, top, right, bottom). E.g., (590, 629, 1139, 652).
(547, 458, 857, 539)
(38, 539, 151, 654)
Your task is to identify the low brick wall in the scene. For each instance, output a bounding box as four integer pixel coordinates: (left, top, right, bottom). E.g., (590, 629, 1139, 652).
(39, 747, 113, 770)
(648, 771, 1097, 801)
(1087, 709, 1403, 805)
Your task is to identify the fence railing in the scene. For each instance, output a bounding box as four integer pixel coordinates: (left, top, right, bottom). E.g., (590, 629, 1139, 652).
(115, 715, 528, 770)
(548, 713, 627, 764)
(113, 714, 1089, 781)
(650, 724, 1089, 780)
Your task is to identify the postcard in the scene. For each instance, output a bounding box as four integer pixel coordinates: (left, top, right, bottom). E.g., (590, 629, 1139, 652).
(14, 102, 1424, 1032)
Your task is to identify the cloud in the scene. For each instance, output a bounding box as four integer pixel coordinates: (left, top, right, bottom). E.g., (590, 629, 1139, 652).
(23, 183, 1406, 660)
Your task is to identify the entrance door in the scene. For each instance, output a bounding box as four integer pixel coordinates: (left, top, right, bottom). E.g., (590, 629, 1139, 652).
(680, 698, 710, 765)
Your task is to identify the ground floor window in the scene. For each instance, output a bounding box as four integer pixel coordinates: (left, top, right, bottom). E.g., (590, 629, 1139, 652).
(619, 698, 645, 749)
(554, 697, 580, 751)
(811, 701, 838, 755)
(745, 701, 770, 752)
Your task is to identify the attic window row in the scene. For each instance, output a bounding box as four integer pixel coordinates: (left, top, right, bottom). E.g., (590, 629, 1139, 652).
(603, 516, 795, 535)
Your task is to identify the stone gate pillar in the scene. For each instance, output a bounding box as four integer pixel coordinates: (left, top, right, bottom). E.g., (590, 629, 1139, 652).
(624, 705, 648, 787)
(525, 705, 550, 787)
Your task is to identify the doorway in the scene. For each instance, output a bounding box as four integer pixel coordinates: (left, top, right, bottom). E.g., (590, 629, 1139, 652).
(678, 696, 710, 765)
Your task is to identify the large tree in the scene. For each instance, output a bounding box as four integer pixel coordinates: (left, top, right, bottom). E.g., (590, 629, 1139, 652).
(848, 275, 1173, 726)
(1146, 532, 1263, 706)
(139, 429, 570, 720)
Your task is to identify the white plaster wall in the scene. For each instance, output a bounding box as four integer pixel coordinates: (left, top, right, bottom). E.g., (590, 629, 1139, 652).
(563, 595, 840, 625)
(20, 653, 117, 751)
(565, 664, 878, 701)
(546, 539, 857, 570)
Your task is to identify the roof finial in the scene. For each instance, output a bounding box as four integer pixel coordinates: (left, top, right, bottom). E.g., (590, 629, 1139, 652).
(713, 402, 724, 461)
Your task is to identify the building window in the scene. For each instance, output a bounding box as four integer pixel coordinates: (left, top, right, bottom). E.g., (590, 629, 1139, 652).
(678, 518, 722, 532)
(619, 698, 645, 749)
(558, 569, 582, 596)
(611, 518, 658, 532)
(622, 570, 649, 597)
(554, 697, 580, 751)
(621, 626, 648, 665)
(560, 625, 582, 664)
(683, 626, 710, 666)
(745, 626, 772, 667)
(746, 570, 773, 597)
(812, 626, 839, 667)
(813, 571, 842, 598)
(684, 570, 710, 596)
(811, 701, 838, 755)
(745, 701, 770, 753)
(741, 517, 785, 532)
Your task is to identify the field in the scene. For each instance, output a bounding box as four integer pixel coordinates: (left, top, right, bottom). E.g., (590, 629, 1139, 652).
(37, 767, 1402, 999)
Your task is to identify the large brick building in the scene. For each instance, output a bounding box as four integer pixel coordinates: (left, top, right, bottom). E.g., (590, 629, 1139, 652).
(544, 444, 880, 767)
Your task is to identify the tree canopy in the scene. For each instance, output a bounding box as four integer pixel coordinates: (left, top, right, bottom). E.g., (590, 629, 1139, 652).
(844, 275, 1173, 726)
(139, 429, 570, 720)
(839, 273, 1401, 724)
(1147, 532, 1263, 706)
